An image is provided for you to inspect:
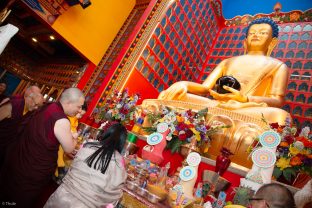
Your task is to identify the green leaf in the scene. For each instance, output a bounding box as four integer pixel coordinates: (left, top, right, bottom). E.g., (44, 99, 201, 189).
(146, 113, 162, 124)
(197, 108, 208, 117)
(283, 168, 297, 182)
(172, 140, 183, 153)
(273, 167, 282, 179)
(166, 138, 174, 150)
(301, 165, 312, 176)
(141, 127, 157, 134)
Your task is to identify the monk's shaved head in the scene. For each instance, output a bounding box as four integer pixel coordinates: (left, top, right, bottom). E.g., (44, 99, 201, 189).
(24, 85, 44, 111)
(60, 88, 85, 117)
(253, 183, 295, 208)
(60, 88, 84, 103)
(25, 86, 41, 97)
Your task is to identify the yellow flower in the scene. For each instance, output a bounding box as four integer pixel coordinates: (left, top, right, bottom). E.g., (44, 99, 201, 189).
(185, 120, 191, 125)
(276, 158, 291, 170)
(190, 128, 201, 141)
(289, 146, 300, 155)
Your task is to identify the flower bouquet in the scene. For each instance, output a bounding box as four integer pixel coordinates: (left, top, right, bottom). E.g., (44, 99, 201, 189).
(98, 89, 140, 126)
(247, 119, 312, 185)
(143, 106, 230, 153)
(271, 124, 312, 184)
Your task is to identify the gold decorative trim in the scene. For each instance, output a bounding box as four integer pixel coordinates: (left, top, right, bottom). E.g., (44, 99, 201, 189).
(142, 99, 267, 128)
(101, 0, 174, 102)
(82, 9, 138, 95)
(225, 9, 312, 26)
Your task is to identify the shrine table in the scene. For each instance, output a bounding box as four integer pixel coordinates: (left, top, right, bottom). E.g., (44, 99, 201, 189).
(129, 132, 249, 201)
(119, 187, 169, 208)
(129, 131, 299, 199)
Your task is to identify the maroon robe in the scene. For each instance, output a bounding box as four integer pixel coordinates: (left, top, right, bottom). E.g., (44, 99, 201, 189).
(0, 95, 25, 167)
(0, 102, 67, 208)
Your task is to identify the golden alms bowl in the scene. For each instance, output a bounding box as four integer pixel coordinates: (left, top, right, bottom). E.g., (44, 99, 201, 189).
(146, 184, 168, 201)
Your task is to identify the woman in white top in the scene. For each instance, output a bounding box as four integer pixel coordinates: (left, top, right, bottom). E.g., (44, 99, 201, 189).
(45, 123, 127, 208)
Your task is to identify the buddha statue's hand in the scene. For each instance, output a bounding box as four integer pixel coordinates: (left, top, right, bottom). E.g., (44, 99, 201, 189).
(158, 82, 188, 100)
(209, 86, 248, 103)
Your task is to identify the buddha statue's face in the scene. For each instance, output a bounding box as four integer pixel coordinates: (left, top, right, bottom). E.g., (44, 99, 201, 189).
(246, 23, 273, 53)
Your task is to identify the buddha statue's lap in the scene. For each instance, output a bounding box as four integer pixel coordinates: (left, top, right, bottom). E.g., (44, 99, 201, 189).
(141, 18, 291, 168)
(165, 92, 290, 125)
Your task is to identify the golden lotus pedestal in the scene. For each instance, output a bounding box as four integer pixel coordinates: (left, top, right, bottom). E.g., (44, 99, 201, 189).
(141, 99, 267, 169)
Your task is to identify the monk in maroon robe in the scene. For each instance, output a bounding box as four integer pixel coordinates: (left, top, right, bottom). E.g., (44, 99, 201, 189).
(0, 88, 84, 208)
(0, 86, 44, 168)
(0, 96, 24, 166)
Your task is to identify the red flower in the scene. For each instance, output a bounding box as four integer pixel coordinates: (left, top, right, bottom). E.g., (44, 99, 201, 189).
(294, 128, 301, 137)
(120, 108, 129, 115)
(186, 110, 193, 117)
(296, 154, 306, 161)
(177, 122, 188, 131)
(284, 135, 294, 144)
(296, 136, 312, 148)
(185, 129, 193, 138)
(290, 156, 302, 166)
(270, 122, 279, 129)
(178, 132, 187, 141)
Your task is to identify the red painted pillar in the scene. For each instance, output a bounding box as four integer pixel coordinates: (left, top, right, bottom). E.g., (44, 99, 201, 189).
(85, 0, 158, 116)
(76, 62, 96, 90)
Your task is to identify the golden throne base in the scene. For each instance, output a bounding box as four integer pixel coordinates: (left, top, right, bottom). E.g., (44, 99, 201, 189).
(141, 99, 268, 168)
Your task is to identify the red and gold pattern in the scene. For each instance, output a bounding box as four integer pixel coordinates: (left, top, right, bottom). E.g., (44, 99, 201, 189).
(225, 9, 312, 26)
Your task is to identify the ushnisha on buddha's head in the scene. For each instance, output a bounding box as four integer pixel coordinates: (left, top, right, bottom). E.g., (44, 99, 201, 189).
(244, 18, 279, 56)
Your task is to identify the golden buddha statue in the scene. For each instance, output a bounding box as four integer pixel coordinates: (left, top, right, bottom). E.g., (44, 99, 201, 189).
(141, 18, 291, 168)
(157, 18, 290, 125)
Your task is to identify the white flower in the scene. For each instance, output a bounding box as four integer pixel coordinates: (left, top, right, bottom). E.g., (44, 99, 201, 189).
(166, 135, 172, 141)
(294, 141, 304, 151)
(291, 127, 297, 135)
(299, 127, 310, 138)
(169, 125, 176, 133)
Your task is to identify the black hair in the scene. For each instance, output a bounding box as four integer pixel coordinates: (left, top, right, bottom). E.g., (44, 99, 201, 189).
(246, 18, 279, 38)
(82, 101, 88, 111)
(255, 183, 295, 208)
(0, 79, 7, 85)
(84, 123, 127, 174)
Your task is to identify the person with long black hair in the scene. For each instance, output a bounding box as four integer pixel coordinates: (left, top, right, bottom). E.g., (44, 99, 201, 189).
(44, 123, 128, 208)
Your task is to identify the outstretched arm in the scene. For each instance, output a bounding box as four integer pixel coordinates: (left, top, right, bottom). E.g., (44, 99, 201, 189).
(158, 81, 210, 100)
(158, 60, 226, 100)
(54, 118, 77, 153)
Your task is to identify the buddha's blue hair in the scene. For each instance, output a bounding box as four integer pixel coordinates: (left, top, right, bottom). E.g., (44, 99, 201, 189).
(246, 18, 279, 38)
